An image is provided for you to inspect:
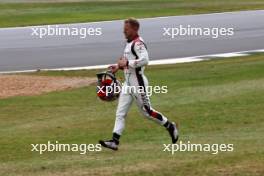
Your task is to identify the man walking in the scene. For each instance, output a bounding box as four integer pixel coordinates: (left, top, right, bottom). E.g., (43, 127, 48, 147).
(99, 18, 179, 150)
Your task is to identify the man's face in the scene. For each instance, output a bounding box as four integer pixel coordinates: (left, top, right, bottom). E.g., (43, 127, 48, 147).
(123, 23, 137, 40)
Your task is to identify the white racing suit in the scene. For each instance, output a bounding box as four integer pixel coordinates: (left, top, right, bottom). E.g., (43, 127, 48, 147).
(113, 36, 168, 135)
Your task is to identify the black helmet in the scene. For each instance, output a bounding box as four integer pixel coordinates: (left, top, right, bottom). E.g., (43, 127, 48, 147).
(96, 71, 121, 102)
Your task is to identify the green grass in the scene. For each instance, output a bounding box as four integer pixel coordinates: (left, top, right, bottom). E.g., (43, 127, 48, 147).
(1, 0, 264, 27)
(1, 55, 264, 175)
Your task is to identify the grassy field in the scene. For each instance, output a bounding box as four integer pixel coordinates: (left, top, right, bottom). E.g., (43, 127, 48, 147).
(1, 0, 264, 27)
(0, 55, 264, 175)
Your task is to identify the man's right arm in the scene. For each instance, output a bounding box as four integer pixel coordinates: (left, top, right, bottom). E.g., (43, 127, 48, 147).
(109, 64, 119, 74)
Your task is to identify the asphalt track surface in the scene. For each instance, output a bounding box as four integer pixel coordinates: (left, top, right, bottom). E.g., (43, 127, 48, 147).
(0, 10, 264, 72)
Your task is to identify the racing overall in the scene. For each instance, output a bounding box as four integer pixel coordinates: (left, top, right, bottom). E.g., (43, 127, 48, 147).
(113, 36, 169, 135)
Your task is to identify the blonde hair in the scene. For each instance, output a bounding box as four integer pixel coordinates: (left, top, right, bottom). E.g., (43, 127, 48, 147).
(124, 18, 140, 30)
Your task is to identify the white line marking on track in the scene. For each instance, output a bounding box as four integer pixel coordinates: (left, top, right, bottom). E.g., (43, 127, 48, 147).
(208, 53, 249, 58)
(0, 49, 263, 74)
(0, 10, 263, 30)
